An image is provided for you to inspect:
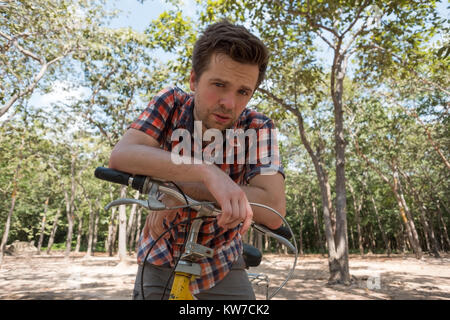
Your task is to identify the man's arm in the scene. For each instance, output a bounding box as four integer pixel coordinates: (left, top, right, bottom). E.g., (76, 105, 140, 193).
(173, 173, 286, 230)
(109, 128, 204, 181)
(109, 128, 253, 233)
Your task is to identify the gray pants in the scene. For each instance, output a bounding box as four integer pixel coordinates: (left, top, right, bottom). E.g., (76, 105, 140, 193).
(133, 256, 255, 300)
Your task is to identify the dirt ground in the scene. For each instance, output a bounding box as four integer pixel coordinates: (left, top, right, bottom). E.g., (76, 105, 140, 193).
(0, 251, 449, 300)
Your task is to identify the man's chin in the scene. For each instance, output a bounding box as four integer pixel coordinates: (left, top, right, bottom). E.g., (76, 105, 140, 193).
(205, 120, 233, 131)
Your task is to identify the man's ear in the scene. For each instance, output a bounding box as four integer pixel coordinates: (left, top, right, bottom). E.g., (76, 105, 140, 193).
(189, 69, 197, 92)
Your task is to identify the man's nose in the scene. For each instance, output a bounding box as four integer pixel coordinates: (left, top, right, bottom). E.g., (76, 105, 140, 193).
(218, 92, 236, 112)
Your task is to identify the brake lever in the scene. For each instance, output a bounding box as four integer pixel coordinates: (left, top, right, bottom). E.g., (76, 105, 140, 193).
(104, 197, 166, 211)
(252, 223, 297, 253)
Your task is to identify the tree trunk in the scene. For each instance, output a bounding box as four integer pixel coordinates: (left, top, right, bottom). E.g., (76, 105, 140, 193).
(298, 211, 304, 255)
(93, 199, 100, 254)
(36, 197, 50, 255)
(64, 153, 77, 260)
(394, 170, 422, 259)
(134, 208, 143, 253)
(348, 184, 364, 255)
(75, 214, 83, 253)
(111, 210, 119, 255)
(126, 191, 140, 251)
(128, 209, 137, 255)
(259, 84, 349, 283)
(353, 136, 422, 259)
(367, 224, 376, 253)
(85, 197, 95, 257)
(398, 233, 405, 252)
(0, 138, 23, 266)
(0, 191, 17, 266)
(398, 170, 440, 257)
(369, 193, 391, 256)
(413, 194, 440, 257)
(46, 208, 61, 254)
(436, 202, 450, 251)
(64, 201, 74, 259)
(256, 232, 263, 252)
(348, 225, 354, 251)
(106, 188, 118, 256)
(328, 49, 350, 285)
(247, 227, 253, 246)
(264, 235, 270, 252)
(394, 193, 421, 257)
(311, 197, 323, 253)
(360, 175, 391, 255)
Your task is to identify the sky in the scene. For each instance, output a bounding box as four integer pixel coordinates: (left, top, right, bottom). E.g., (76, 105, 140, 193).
(26, 0, 449, 114)
(105, 0, 197, 32)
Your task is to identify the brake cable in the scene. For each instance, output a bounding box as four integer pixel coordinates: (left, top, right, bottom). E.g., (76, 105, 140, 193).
(140, 197, 298, 300)
(249, 202, 298, 299)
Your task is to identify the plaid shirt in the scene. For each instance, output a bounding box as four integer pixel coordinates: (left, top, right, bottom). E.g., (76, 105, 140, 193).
(130, 86, 284, 294)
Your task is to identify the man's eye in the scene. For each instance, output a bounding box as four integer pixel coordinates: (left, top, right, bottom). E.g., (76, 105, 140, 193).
(214, 82, 224, 87)
(239, 90, 249, 96)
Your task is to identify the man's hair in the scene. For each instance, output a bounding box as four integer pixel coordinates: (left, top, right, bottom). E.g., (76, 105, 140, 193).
(192, 20, 269, 89)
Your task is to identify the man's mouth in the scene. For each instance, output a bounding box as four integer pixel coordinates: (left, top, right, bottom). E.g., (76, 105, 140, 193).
(212, 113, 231, 123)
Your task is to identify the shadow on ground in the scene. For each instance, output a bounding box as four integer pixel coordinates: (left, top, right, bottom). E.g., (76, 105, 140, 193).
(1, 252, 449, 300)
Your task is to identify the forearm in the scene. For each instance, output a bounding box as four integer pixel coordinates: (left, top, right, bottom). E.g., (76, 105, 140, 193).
(109, 143, 211, 184)
(176, 181, 285, 229)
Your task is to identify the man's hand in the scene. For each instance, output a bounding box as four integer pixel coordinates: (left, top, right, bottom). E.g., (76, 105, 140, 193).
(202, 165, 253, 235)
(143, 195, 181, 240)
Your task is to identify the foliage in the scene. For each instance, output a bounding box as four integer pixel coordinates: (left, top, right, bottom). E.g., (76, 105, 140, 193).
(0, 0, 448, 259)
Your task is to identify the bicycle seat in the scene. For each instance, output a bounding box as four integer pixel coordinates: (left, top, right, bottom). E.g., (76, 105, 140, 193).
(242, 243, 262, 268)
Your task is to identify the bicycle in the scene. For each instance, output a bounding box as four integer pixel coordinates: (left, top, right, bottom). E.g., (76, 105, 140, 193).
(94, 166, 297, 300)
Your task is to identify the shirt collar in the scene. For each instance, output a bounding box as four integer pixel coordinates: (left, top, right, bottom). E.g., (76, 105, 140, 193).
(176, 95, 195, 133)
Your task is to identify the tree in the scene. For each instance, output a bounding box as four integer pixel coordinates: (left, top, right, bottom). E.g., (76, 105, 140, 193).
(1, 0, 447, 279)
(67, 24, 172, 262)
(191, 0, 443, 279)
(0, 109, 57, 264)
(0, 0, 110, 118)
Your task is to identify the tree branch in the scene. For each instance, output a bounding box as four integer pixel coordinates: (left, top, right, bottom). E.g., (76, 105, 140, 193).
(369, 43, 450, 96)
(341, 0, 370, 38)
(375, 91, 450, 170)
(279, 0, 340, 38)
(351, 131, 394, 190)
(257, 87, 303, 118)
(0, 53, 68, 118)
(0, 31, 43, 63)
(314, 29, 336, 50)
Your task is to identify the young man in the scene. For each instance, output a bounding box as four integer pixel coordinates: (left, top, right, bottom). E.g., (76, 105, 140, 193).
(109, 20, 286, 300)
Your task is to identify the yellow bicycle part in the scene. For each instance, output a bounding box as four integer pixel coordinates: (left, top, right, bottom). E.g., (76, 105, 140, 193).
(169, 272, 195, 300)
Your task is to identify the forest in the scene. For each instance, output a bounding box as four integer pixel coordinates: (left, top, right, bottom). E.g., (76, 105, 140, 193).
(0, 0, 448, 286)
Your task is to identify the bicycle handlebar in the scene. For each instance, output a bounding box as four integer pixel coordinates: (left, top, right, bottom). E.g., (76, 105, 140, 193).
(94, 166, 298, 299)
(95, 166, 292, 241)
(94, 167, 153, 193)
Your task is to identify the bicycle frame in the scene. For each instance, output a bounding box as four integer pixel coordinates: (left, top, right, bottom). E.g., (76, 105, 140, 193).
(167, 206, 214, 300)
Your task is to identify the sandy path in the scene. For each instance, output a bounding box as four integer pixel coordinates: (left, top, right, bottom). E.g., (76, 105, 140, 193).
(0, 252, 449, 300)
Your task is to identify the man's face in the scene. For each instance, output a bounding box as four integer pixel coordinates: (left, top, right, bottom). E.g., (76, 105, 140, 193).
(190, 53, 259, 131)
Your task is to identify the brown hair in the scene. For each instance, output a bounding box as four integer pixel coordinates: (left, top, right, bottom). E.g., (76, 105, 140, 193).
(192, 20, 269, 89)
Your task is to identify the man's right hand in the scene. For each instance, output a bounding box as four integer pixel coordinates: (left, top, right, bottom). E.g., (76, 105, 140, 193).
(202, 164, 253, 235)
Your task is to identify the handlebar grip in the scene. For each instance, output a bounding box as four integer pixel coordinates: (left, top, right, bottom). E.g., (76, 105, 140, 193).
(95, 167, 131, 186)
(94, 167, 149, 193)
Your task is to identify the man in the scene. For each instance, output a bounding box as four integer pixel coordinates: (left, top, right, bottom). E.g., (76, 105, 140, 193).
(109, 20, 285, 300)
